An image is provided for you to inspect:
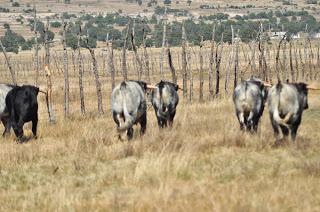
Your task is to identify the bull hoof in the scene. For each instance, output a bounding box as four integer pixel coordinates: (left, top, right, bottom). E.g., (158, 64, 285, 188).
(16, 136, 27, 143)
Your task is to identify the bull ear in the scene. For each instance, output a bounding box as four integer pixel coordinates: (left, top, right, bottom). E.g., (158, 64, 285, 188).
(174, 84, 179, 91)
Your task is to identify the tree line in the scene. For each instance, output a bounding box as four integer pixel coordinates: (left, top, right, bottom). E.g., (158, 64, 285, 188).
(1, 9, 320, 53)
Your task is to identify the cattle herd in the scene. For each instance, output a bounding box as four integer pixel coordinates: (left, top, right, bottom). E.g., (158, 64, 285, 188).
(0, 77, 316, 143)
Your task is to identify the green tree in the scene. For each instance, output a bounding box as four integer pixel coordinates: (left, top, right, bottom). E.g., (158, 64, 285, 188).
(0, 29, 26, 53)
(164, 0, 171, 5)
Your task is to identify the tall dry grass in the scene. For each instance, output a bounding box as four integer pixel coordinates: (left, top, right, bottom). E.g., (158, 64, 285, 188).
(0, 71, 319, 211)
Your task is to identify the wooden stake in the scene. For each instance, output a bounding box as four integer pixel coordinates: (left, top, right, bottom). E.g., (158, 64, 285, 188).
(199, 36, 204, 102)
(0, 40, 16, 85)
(62, 20, 70, 118)
(182, 22, 188, 99)
(77, 24, 85, 115)
(208, 24, 215, 100)
(44, 18, 56, 123)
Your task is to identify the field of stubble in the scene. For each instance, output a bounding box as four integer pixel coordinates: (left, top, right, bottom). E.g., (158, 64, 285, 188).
(0, 73, 320, 211)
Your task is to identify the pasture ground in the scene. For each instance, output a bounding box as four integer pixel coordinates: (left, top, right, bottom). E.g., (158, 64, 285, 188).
(0, 75, 319, 211)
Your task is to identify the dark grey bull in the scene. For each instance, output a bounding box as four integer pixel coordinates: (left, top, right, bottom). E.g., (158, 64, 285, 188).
(5, 85, 40, 142)
(0, 84, 15, 136)
(111, 80, 152, 140)
(268, 82, 310, 141)
(233, 77, 268, 132)
(151, 80, 179, 128)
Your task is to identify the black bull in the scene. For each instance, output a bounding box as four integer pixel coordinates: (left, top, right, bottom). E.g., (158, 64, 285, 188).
(4, 85, 41, 141)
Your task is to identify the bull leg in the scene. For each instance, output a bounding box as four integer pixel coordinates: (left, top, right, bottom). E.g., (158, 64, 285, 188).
(139, 112, 147, 136)
(32, 115, 38, 139)
(280, 125, 289, 139)
(113, 112, 120, 127)
(12, 119, 25, 142)
(270, 114, 280, 140)
(237, 112, 245, 131)
(251, 115, 260, 133)
(290, 125, 299, 142)
(127, 127, 134, 140)
(1, 117, 11, 137)
(168, 110, 176, 127)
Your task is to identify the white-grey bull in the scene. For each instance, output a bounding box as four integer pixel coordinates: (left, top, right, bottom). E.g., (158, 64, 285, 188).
(268, 82, 312, 142)
(233, 77, 269, 132)
(111, 80, 153, 140)
(151, 80, 179, 128)
(0, 84, 15, 136)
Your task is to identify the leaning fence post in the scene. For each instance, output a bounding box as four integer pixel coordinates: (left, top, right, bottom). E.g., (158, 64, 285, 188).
(86, 36, 104, 115)
(0, 40, 16, 85)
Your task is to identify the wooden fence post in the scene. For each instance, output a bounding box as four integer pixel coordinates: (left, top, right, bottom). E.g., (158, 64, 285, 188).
(87, 45, 104, 115)
(234, 29, 239, 89)
(62, 21, 69, 118)
(167, 47, 177, 84)
(225, 25, 234, 94)
(199, 36, 204, 102)
(43, 18, 56, 123)
(215, 32, 224, 97)
(33, 2, 39, 86)
(131, 21, 143, 80)
(122, 22, 130, 81)
(0, 40, 16, 85)
(77, 25, 85, 114)
(142, 25, 150, 83)
(208, 24, 215, 100)
(182, 22, 188, 99)
(107, 39, 116, 90)
(160, 7, 167, 80)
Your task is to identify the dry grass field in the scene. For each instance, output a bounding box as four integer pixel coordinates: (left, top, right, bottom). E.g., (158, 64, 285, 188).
(1, 0, 320, 210)
(0, 68, 319, 211)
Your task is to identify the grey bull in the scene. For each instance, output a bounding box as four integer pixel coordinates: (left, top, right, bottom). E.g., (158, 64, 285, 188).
(0, 83, 15, 136)
(111, 80, 152, 140)
(151, 80, 179, 128)
(233, 77, 268, 132)
(268, 82, 310, 141)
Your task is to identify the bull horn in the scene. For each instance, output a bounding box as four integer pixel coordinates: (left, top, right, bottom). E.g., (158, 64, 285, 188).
(307, 85, 320, 90)
(146, 84, 157, 89)
(263, 82, 272, 87)
(39, 89, 47, 94)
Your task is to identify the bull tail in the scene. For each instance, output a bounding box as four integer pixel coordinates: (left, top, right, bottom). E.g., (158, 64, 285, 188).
(244, 81, 248, 100)
(117, 82, 134, 132)
(273, 82, 291, 127)
(158, 81, 168, 117)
